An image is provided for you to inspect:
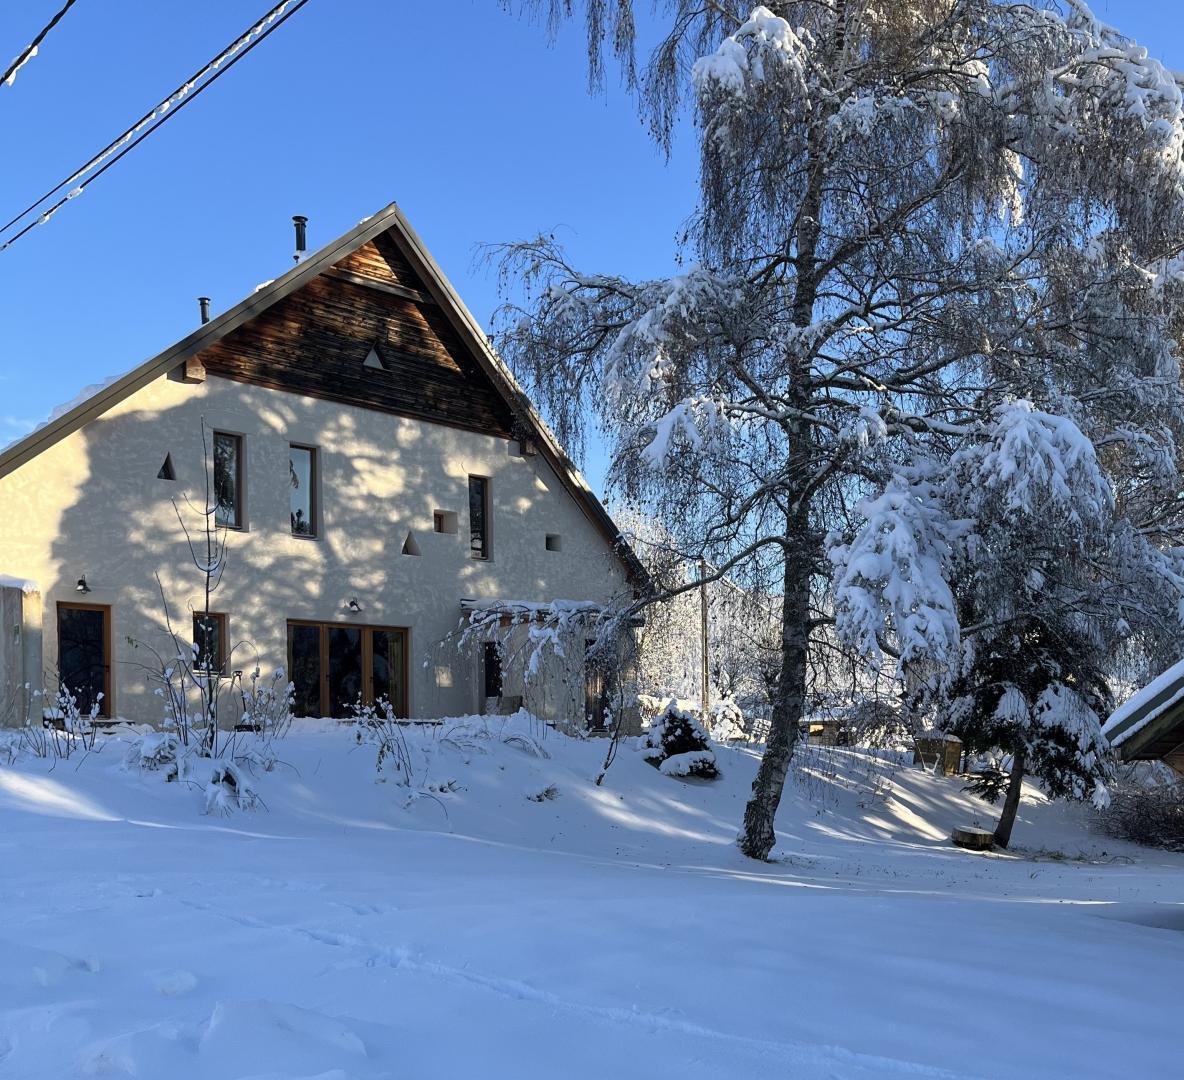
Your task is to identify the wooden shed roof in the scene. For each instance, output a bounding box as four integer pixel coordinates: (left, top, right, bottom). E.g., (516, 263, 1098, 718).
(1103, 658, 1184, 761)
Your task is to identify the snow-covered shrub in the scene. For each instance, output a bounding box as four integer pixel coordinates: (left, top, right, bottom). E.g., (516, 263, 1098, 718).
(27, 685, 100, 760)
(124, 731, 183, 776)
(123, 730, 264, 813)
(707, 698, 745, 743)
(1097, 764, 1184, 852)
(203, 760, 259, 815)
(642, 701, 718, 779)
(352, 697, 414, 785)
(238, 667, 294, 739)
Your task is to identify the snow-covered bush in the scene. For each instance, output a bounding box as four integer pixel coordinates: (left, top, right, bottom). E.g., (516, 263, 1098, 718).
(21, 684, 101, 761)
(203, 760, 260, 815)
(239, 667, 294, 740)
(352, 697, 414, 785)
(125, 731, 183, 774)
(1097, 764, 1184, 852)
(123, 729, 265, 813)
(707, 698, 745, 743)
(642, 701, 718, 779)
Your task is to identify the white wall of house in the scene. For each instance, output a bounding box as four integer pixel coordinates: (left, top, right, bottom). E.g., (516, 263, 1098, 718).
(0, 371, 632, 725)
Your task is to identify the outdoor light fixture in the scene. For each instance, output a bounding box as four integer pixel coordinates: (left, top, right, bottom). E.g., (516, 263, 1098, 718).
(75, 576, 91, 594)
(347, 598, 362, 613)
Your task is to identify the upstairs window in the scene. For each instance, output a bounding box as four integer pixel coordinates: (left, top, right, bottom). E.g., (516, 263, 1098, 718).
(213, 432, 243, 529)
(469, 475, 490, 559)
(289, 444, 318, 537)
(193, 612, 226, 675)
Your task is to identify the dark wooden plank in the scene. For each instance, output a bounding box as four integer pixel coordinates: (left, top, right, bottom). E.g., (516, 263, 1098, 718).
(196, 254, 514, 438)
(324, 266, 435, 305)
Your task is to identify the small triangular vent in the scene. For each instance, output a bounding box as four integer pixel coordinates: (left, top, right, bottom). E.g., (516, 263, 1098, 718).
(401, 531, 421, 556)
(157, 453, 176, 481)
(363, 346, 386, 371)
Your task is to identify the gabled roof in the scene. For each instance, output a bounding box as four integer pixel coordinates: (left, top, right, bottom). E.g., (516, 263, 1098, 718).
(0, 202, 647, 588)
(1104, 658, 1184, 760)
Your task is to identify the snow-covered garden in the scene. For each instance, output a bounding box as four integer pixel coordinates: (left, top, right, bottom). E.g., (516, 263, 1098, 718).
(1, 716, 1181, 1079)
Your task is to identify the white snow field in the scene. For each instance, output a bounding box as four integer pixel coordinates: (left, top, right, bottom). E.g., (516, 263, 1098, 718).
(1, 717, 1181, 1079)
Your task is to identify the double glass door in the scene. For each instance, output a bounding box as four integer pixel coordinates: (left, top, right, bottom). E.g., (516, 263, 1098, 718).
(288, 622, 407, 719)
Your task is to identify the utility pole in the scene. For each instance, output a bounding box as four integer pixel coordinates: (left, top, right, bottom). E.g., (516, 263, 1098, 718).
(699, 558, 710, 715)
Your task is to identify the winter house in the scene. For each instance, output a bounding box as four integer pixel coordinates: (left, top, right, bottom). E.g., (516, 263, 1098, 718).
(0, 204, 644, 729)
(1103, 661, 1184, 774)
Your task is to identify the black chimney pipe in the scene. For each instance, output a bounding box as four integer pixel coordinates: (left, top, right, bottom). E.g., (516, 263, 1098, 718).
(198, 296, 211, 324)
(293, 215, 308, 262)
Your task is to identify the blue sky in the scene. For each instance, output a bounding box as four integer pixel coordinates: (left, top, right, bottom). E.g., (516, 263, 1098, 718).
(0, 0, 1179, 495)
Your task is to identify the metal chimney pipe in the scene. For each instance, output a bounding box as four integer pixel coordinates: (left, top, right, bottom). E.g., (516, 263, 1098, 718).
(198, 296, 211, 324)
(292, 215, 308, 262)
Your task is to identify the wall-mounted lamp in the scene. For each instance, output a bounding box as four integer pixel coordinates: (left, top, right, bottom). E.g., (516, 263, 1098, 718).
(75, 576, 91, 594)
(347, 598, 362, 613)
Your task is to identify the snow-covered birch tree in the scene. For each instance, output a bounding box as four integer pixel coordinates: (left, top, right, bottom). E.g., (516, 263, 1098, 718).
(495, 1, 1184, 858)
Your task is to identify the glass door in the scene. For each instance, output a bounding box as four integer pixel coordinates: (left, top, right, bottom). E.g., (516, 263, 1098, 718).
(327, 626, 363, 718)
(58, 604, 111, 717)
(371, 628, 406, 717)
(287, 622, 407, 718)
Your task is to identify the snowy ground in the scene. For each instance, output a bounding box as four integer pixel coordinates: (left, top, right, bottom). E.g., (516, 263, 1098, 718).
(1, 718, 1181, 1079)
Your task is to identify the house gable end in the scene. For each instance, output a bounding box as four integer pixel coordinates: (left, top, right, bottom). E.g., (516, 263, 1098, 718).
(193, 232, 515, 439)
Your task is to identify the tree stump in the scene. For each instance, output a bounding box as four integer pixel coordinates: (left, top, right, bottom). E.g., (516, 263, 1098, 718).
(951, 826, 994, 851)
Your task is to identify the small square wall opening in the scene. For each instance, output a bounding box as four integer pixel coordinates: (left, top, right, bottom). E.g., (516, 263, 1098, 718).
(433, 510, 458, 535)
(545, 534, 562, 552)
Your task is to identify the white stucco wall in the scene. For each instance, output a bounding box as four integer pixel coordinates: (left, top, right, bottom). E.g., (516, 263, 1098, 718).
(0, 371, 632, 724)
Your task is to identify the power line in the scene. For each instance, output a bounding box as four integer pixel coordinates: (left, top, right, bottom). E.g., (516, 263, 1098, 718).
(0, 0, 313, 252)
(1, 0, 82, 90)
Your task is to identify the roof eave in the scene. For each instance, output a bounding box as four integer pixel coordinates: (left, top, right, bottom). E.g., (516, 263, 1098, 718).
(0, 203, 408, 481)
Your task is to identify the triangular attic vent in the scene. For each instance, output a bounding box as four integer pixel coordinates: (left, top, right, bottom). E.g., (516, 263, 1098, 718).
(363, 346, 386, 371)
(401, 531, 421, 556)
(157, 453, 176, 481)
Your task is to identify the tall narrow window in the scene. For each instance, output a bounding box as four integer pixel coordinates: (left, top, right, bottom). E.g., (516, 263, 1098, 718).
(289, 444, 318, 537)
(585, 639, 606, 731)
(213, 432, 244, 529)
(288, 623, 323, 719)
(482, 641, 503, 699)
(469, 475, 490, 559)
(193, 612, 226, 675)
(57, 604, 111, 718)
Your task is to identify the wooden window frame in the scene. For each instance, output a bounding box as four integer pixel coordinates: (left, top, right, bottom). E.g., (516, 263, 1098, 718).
(286, 620, 410, 718)
(468, 475, 491, 560)
(213, 430, 246, 531)
(192, 611, 228, 676)
(289, 443, 319, 539)
(56, 601, 113, 719)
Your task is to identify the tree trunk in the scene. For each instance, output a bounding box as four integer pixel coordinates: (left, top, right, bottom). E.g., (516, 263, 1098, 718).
(993, 745, 1026, 849)
(739, 520, 811, 859)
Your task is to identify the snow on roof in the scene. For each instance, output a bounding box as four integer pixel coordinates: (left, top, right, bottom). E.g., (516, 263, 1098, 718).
(460, 598, 603, 615)
(0, 573, 39, 594)
(1103, 656, 1184, 747)
(0, 370, 131, 456)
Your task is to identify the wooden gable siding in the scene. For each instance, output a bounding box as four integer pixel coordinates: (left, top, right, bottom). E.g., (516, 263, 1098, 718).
(195, 231, 514, 438)
(338, 233, 421, 289)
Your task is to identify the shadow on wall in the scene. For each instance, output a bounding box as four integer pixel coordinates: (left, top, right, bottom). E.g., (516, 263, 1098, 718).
(36, 376, 627, 724)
